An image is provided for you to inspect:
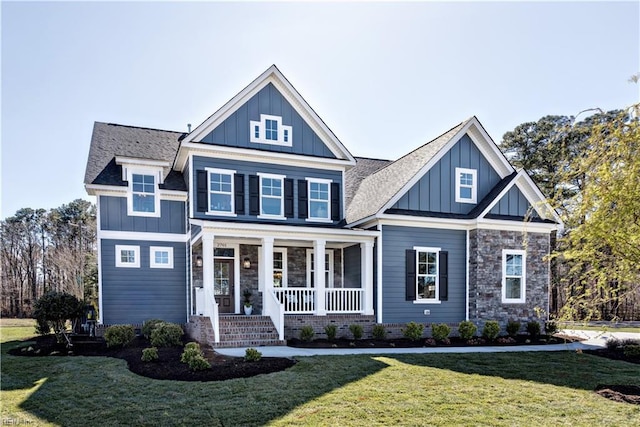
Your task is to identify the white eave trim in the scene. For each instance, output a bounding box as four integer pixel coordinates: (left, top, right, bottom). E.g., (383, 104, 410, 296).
(85, 184, 187, 201)
(115, 156, 171, 168)
(98, 230, 189, 242)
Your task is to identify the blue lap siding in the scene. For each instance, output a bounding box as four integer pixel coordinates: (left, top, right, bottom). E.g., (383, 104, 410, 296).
(101, 239, 188, 325)
(381, 225, 466, 323)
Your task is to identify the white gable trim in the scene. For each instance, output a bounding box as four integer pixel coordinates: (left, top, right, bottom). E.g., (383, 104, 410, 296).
(179, 65, 355, 163)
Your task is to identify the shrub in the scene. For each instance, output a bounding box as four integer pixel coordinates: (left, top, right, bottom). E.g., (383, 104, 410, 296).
(431, 323, 451, 341)
(245, 348, 262, 362)
(506, 320, 521, 337)
(372, 324, 387, 340)
(324, 324, 337, 341)
(150, 322, 183, 347)
(188, 355, 211, 371)
(457, 321, 477, 340)
(606, 337, 621, 350)
(349, 324, 364, 340)
(33, 291, 84, 340)
(141, 319, 164, 339)
(402, 321, 424, 341)
(544, 320, 559, 335)
(180, 342, 210, 371)
(141, 347, 158, 362)
(482, 321, 500, 341)
(623, 345, 640, 359)
(300, 325, 315, 342)
(104, 325, 135, 348)
(526, 321, 541, 337)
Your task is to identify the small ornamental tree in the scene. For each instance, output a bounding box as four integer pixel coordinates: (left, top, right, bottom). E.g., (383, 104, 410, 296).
(33, 291, 84, 342)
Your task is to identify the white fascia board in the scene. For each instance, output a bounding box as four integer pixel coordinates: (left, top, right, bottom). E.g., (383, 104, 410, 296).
(158, 189, 188, 201)
(476, 218, 559, 233)
(85, 184, 128, 196)
(176, 142, 353, 172)
(98, 230, 189, 242)
(179, 65, 355, 163)
(376, 214, 557, 233)
(464, 117, 514, 177)
(115, 156, 171, 168)
(514, 172, 563, 225)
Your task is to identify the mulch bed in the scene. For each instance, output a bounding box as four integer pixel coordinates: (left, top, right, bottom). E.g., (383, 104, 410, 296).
(595, 385, 640, 405)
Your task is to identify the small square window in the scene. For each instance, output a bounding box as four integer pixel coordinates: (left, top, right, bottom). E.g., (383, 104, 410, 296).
(115, 245, 140, 268)
(150, 246, 173, 269)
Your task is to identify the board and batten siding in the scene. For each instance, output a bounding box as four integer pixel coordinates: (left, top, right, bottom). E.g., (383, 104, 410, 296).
(381, 225, 466, 323)
(101, 239, 188, 325)
(199, 83, 336, 159)
(489, 185, 539, 218)
(100, 196, 186, 234)
(192, 156, 342, 225)
(392, 134, 501, 215)
(343, 244, 361, 288)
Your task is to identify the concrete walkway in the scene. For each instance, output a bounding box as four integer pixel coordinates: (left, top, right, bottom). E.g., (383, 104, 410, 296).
(215, 329, 640, 358)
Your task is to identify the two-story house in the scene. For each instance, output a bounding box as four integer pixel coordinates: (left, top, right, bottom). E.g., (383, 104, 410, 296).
(84, 65, 560, 347)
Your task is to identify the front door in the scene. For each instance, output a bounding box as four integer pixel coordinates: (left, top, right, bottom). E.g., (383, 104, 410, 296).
(214, 259, 234, 313)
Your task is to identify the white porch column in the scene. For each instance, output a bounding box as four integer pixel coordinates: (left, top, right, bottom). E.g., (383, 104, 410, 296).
(314, 239, 327, 315)
(361, 241, 374, 315)
(202, 233, 215, 317)
(261, 237, 274, 314)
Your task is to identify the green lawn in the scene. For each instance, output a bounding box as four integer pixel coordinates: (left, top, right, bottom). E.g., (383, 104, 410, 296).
(560, 322, 640, 333)
(2, 325, 639, 426)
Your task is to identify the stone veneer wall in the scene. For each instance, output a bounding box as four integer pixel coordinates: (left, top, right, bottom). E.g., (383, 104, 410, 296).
(469, 229, 550, 326)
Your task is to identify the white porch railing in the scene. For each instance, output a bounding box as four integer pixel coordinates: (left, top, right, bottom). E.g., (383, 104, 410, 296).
(265, 290, 285, 340)
(273, 288, 364, 314)
(207, 288, 220, 344)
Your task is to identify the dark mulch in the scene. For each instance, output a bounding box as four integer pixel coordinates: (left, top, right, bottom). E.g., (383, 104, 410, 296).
(583, 348, 640, 365)
(8, 335, 296, 382)
(595, 385, 640, 405)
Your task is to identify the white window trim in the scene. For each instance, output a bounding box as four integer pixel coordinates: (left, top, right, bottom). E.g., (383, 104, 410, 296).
(502, 249, 526, 303)
(257, 247, 288, 290)
(306, 249, 334, 288)
(413, 246, 441, 304)
(205, 167, 237, 217)
(125, 166, 161, 218)
(455, 167, 477, 204)
(150, 246, 174, 269)
(250, 114, 293, 147)
(115, 245, 140, 268)
(257, 172, 286, 220)
(306, 177, 332, 223)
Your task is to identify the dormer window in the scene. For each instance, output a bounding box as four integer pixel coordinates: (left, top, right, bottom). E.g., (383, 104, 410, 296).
(250, 114, 292, 146)
(116, 157, 167, 218)
(132, 174, 156, 213)
(455, 167, 477, 204)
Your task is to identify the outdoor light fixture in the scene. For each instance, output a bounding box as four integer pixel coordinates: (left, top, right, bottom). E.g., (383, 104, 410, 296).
(243, 257, 251, 269)
(195, 256, 203, 267)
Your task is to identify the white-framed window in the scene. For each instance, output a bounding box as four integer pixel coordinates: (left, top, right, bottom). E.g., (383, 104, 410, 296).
(273, 248, 287, 287)
(306, 249, 334, 288)
(126, 168, 161, 217)
(115, 245, 140, 268)
(206, 167, 235, 216)
(502, 249, 526, 303)
(258, 173, 285, 219)
(455, 167, 477, 204)
(150, 246, 174, 269)
(415, 246, 440, 302)
(307, 178, 331, 222)
(250, 114, 293, 146)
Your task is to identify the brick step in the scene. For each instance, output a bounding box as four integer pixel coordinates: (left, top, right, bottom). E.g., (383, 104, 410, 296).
(214, 339, 287, 348)
(189, 315, 286, 348)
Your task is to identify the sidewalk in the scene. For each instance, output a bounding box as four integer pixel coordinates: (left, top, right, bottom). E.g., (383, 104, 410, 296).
(215, 329, 640, 358)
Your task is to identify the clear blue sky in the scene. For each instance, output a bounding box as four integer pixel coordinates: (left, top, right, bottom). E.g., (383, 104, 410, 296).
(2, 1, 638, 219)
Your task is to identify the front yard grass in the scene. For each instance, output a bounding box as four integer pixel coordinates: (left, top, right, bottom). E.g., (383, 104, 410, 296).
(2, 325, 639, 426)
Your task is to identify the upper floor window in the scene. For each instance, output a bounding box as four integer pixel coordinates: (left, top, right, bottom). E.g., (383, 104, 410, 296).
(250, 114, 293, 146)
(455, 167, 477, 204)
(150, 246, 174, 269)
(307, 178, 331, 221)
(502, 250, 526, 303)
(206, 168, 235, 216)
(115, 245, 140, 268)
(126, 168, 161, 217)
(258, 173, 285, 219)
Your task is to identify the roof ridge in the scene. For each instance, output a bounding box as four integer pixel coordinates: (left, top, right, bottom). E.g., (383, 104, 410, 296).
(96, 121, 184, 134)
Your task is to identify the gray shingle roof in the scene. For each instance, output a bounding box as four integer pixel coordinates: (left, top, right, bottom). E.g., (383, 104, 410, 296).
(346, 119, 470, 224)
(345, 157, 392, 209)
(84, 122, 185, 190)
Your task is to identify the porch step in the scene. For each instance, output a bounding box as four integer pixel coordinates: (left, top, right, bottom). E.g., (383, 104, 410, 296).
(188, 315, 286, 349)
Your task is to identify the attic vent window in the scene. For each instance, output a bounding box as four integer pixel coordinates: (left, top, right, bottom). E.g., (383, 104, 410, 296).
(455, 167, 477, 204)
(250, 114, 292, 147)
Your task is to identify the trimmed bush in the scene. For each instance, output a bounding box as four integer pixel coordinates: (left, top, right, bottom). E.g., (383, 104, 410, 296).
(324, 324, 337, 341)
(150, 322, 183, 347)
(457, 321, 477, 340)
(141, 319, 164, 339)
(33, 291, 84, 340)
(623, 345, 640, 359)
(349, 324, 364, 340)
(482, 321, 500, 341)
(300, 325, 315, 342)
(402, 321, 424, 341)
(526, 321, 541, 337)
(104, 325, 135, 348)
(187, 355, 211, 371)
(431, 323, 451, 341)
(506, 320, 521, 337)
(544, 320, 559, 335)
(606, 338, 621, 350)
(180, 342, 210, 371)
(372, 324, 387, 340)
(141, 347, 158, 362)
(245, 348, 262, 362)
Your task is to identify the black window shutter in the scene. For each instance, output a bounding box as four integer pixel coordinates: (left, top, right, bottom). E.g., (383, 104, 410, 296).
(331, 182, 340, 221)
(196, 170, 208, 212)
(249, 175, 259, 215)
(284, 179, 294, 217)
(298, 179, 308, 219)
(439, 251, 448, 301)
(234, 174, 245, 215)
(406, 249, 416, 301)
